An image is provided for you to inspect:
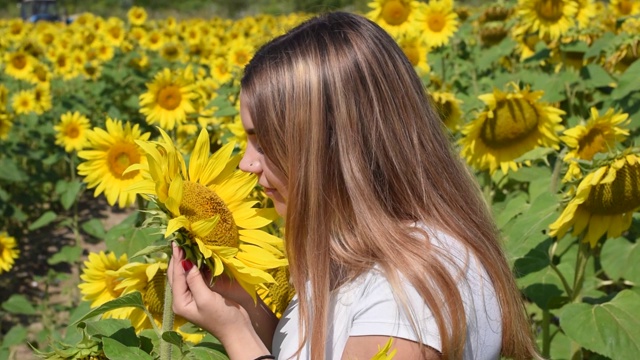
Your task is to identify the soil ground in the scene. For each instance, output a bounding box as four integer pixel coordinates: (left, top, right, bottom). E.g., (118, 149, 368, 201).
(0, 194, 134, 360)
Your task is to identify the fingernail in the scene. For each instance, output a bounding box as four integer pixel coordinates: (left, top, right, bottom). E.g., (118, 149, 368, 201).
(181, 259, 194, 273)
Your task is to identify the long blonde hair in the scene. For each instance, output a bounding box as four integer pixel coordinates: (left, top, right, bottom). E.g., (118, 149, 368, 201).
(241, 12, 539, 359)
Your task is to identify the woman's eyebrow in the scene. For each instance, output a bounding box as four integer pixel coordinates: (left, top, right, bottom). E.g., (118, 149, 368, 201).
(245, 128, 256, 135)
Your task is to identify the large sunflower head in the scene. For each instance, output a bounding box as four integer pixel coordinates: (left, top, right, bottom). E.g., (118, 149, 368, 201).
(560, 107, 630, 182)
(415, 0, 459, 48)
(0, 232, 19, 274)
(77, 117, 151, 208)
(139, 68, 197, 131)
(549, 152, 640, 247)
(459, 83, 565, 174)
(128, 128, 287, 299)
(516, 0, 578, 41)
(366, 0, 421, 36)
(54, 111, 92, 153)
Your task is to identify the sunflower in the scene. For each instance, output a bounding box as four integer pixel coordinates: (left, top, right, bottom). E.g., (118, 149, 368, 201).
(459, 83, 565, 174)
(257, 266, 295, 319)
(127, 128, 287, 299)
(0, 113, 12, 140)
(116, 261, 205, 343)
(366, 0, 421, 36)
(516, 0, 578, 41)
(610, 0, 640, 17)
(54, 111, 91, 153)
(4, 51, 34, 80)
(560, 108, 630, 182)
(78, 251, 131, 319)
(127, 6, 148, 26)
(414, 0, 459, 48)
(140, 68, 197, 131)
(227, 40, 254, 71)
(0, 232, 19, 274)
(11, 90, 37, 115)
(77, 117, 151, 208)
(549, 152, 640, 247)
(574, 0, 597, 28)
(394, 32, 431, 76)
(429, 91, 463, 132)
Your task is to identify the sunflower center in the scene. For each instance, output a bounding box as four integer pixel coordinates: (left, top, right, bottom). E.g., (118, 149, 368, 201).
(107, 142, 141, 179)
(11, 54, 27, 70)
(180, 181, 238, 247)
(535, 0, 564, 22)
(577, 127, 608, 160)
(65, 125, 80, 139)
(618, 0, 633, 15)
(157, 86, 182, 110)
(144, 271, 166, 317)
(480, 98, 540, 148)
(581, 162, 640, 215)
(439, 100, 454, 122)
(109, 27, 122, 39)
(235, 52, 249, 66)
(427, 13, 446, 32)
(402, 46, 420, 66)
(382, 0, 410, 25)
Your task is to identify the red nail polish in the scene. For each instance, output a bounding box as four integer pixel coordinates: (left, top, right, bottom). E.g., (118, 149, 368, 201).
(181, 259, 194, 272)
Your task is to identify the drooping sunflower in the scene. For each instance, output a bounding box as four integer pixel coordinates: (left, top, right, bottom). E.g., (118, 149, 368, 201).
(0, 232, 19, 274)
(127, 128, 287, 299)
(459, 83, 565, 174)
(366, 0, 421, 37)
(54, 111, 91, 153)
(516, 0, 578, 41)
(257, 266, 295, 319)
(140, 68, 197, 131)
(549, 152, 640, 247)
(429, 90, 463, 132)
(127, 6, 148, 26)
(116, 261, 205, 343)
(414, 0, 459, 48)
(11, 90, 37, 115)
(610, 0, 640, 17)
(78, 251, 131, 319)
(560, 107, 630, 182)
(77, 117, 150, 208)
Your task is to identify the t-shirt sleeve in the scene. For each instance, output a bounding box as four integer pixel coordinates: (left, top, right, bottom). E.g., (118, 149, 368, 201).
(347, 271, 443, 352)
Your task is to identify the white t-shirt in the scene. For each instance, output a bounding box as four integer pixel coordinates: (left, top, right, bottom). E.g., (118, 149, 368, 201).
(272, 226, 502, 359)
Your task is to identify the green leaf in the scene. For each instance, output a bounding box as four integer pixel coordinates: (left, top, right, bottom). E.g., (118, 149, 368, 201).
(71, 292, 146, 326)
(130, 244, 170, 260)
(162, 331, 184, 347)
(0, 158, 28, 182)
(600, 237, 640, 284)
(1, 294, 37, 315)
(1, 325, 28, 348)
(611, 60, 640, 100)
(213, 106, 238, 117)
(28, 211, 57, 231)
(188, 341, 228, 360)
(105, 213, 163, 257)
(584, 32, 616, 59)
(60, 180, 83, 210)
(81, 218, 106, 240)
(102, 337, 153, 360)
(85, 320, 139, 348)
(48, 245, 83, 265)
(580, 64, 615, 89)
(560, 290, 640, 359)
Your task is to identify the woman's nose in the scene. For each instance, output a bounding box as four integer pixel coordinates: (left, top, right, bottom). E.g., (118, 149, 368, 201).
(239, 150, 262, 174)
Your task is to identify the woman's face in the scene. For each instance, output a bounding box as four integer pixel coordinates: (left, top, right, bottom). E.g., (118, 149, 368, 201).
(239, 95, 288, 216)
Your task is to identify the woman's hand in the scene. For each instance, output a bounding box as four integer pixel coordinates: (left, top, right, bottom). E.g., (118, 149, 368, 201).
(167, 242, 274, 359)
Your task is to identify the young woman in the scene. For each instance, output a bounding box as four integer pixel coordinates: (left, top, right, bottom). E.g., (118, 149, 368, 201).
(168, 11, 540, 360)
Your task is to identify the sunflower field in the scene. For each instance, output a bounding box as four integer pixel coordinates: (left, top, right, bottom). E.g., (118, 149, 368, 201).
(0, 0, 639, 359)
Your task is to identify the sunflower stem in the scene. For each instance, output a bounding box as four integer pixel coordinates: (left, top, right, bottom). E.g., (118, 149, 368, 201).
(548, 240, 573, 297)
(160, 276, 175, 360)
(541, 309, 551, 358)
(571, 239, 591, 302)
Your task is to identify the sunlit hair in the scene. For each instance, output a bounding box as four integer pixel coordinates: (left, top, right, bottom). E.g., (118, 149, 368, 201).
(242, 12, 539, 360)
